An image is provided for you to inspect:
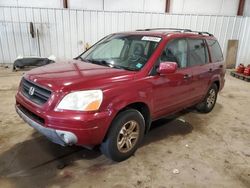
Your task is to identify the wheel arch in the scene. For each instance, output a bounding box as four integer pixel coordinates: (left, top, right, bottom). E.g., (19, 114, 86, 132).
(102, 101, 152, 142)
(125, 102, 151, 133)
(209, 74, 221, 91)
(213, 80, 220, 90)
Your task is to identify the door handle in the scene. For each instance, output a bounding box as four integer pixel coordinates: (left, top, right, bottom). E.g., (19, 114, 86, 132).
(183, 74, 192, 79)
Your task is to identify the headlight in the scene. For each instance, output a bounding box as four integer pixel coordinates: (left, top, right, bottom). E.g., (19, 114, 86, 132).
(56, 90, 103, 111)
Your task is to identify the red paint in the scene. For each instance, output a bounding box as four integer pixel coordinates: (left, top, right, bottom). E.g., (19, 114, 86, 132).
(243, 65, 250, 76)
(158, 62, 178, 74)
(236, 64, 245, 74)
(15, 31, 225, 147)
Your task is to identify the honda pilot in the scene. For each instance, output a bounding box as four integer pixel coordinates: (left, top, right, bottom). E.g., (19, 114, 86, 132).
(15, 28, 225, 161)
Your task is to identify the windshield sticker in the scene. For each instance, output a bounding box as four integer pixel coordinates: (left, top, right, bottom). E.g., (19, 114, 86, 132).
(136, 63, 143, 68)
(141, 36, 161, 42)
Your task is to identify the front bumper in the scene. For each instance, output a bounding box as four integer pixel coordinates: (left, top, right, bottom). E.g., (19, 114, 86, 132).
(16, 105, 77, 146)
(15, 95, 112, 147)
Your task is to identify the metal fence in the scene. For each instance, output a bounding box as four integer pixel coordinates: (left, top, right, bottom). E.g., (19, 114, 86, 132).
(1, 6, 250, 66)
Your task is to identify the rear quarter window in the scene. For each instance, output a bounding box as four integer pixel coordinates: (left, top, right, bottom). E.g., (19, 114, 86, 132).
(207, 40, 224, 62)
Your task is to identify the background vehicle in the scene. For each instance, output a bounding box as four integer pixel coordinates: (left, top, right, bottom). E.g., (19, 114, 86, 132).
(15, 28, 225, 161)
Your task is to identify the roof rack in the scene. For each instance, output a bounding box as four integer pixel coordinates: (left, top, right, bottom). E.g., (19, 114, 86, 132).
(136, 28, 214, 36)
(136, 28, 192, 32)
(192, 31, 214, 36)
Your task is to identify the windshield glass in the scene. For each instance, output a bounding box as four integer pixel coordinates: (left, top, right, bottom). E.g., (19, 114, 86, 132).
(80, 34, 161, 71)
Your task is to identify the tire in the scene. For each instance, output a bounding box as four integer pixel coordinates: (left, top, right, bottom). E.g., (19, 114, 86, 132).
(100, 109, 145, 162)
(196, 83, 218, 113)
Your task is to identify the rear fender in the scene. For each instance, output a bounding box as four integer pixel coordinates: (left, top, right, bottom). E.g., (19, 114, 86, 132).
(207, 74, 221, 93)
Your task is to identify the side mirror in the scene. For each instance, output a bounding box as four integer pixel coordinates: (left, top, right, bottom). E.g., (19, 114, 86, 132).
(157, 62, 177, 75)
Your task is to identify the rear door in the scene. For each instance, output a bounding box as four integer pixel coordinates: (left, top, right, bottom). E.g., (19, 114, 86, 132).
(186, 38, 212, 100)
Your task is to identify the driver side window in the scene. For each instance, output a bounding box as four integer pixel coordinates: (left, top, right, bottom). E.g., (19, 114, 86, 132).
(160, 39, 188, 68)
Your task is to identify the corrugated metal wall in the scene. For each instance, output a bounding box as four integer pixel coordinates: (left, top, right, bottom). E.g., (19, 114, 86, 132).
(0, 6, 250, 66)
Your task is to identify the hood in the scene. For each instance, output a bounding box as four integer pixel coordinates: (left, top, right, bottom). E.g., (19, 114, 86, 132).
(25, 60, 135, 92)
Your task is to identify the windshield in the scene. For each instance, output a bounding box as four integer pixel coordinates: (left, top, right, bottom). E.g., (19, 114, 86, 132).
(79, 34, 161, 71)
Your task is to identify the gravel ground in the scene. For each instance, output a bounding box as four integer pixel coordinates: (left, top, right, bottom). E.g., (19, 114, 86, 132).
(0, 66, 249, 188)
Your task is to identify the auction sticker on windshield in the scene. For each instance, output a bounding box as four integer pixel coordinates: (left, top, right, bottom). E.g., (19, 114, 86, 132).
(141, 36, 161, 42)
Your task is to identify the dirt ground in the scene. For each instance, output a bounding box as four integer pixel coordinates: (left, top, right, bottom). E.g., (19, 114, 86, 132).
(0, 66, 249, 188)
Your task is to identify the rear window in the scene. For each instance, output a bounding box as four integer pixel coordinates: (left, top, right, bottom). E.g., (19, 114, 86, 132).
(207, 40, 223, 62)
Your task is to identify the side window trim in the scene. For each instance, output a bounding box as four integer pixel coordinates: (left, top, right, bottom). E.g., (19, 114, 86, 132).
(204, 39, 212, 63)
(203, 39, 209, 64)
(202, 39, 209, 64)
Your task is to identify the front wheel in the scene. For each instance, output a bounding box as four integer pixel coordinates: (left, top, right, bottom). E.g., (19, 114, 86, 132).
(100, 109, 145, 162)
(196, 84, 218, 113)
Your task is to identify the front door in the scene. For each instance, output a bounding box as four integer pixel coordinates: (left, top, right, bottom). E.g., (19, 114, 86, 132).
(150, 38, 196, 118)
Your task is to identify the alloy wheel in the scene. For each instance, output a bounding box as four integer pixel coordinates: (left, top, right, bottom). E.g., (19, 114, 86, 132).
(117, 120, 140, 153)
(207, 89, 216, 108)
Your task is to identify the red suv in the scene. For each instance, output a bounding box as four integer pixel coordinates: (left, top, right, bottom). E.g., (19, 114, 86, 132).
(16, 28, 225, 161)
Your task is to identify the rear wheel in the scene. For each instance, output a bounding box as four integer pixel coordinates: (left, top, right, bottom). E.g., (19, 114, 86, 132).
(196, 83, 218, 113)
(100, 109, 145, 162)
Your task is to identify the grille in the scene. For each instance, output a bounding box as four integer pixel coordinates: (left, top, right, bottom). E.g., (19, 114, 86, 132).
(21, 78, 52, 105)
(17, 104, 45, 125)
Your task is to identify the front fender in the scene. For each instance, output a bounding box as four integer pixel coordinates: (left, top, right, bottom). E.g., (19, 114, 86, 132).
(98, 81, 153, 140)
(107, 88, 153, 117)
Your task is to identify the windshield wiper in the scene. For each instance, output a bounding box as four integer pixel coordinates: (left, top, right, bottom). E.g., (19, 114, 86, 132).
(73, 56, 91, 63)
(87, 59, 138, 71)
(87, 59, 111, 67)
(116, 66, 137, 71)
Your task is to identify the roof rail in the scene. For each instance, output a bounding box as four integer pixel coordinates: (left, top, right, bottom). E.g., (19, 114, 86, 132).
(136, 28, 192, 32)
(194, 31, 214, 36)
(136, 28, 214, 36)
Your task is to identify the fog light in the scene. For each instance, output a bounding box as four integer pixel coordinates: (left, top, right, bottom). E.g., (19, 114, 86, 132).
(59, 134, 69, 144)
(55, 130, 77, 145)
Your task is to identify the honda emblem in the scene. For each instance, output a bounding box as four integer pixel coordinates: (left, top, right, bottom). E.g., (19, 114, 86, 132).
(28, 87, 35, 95)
